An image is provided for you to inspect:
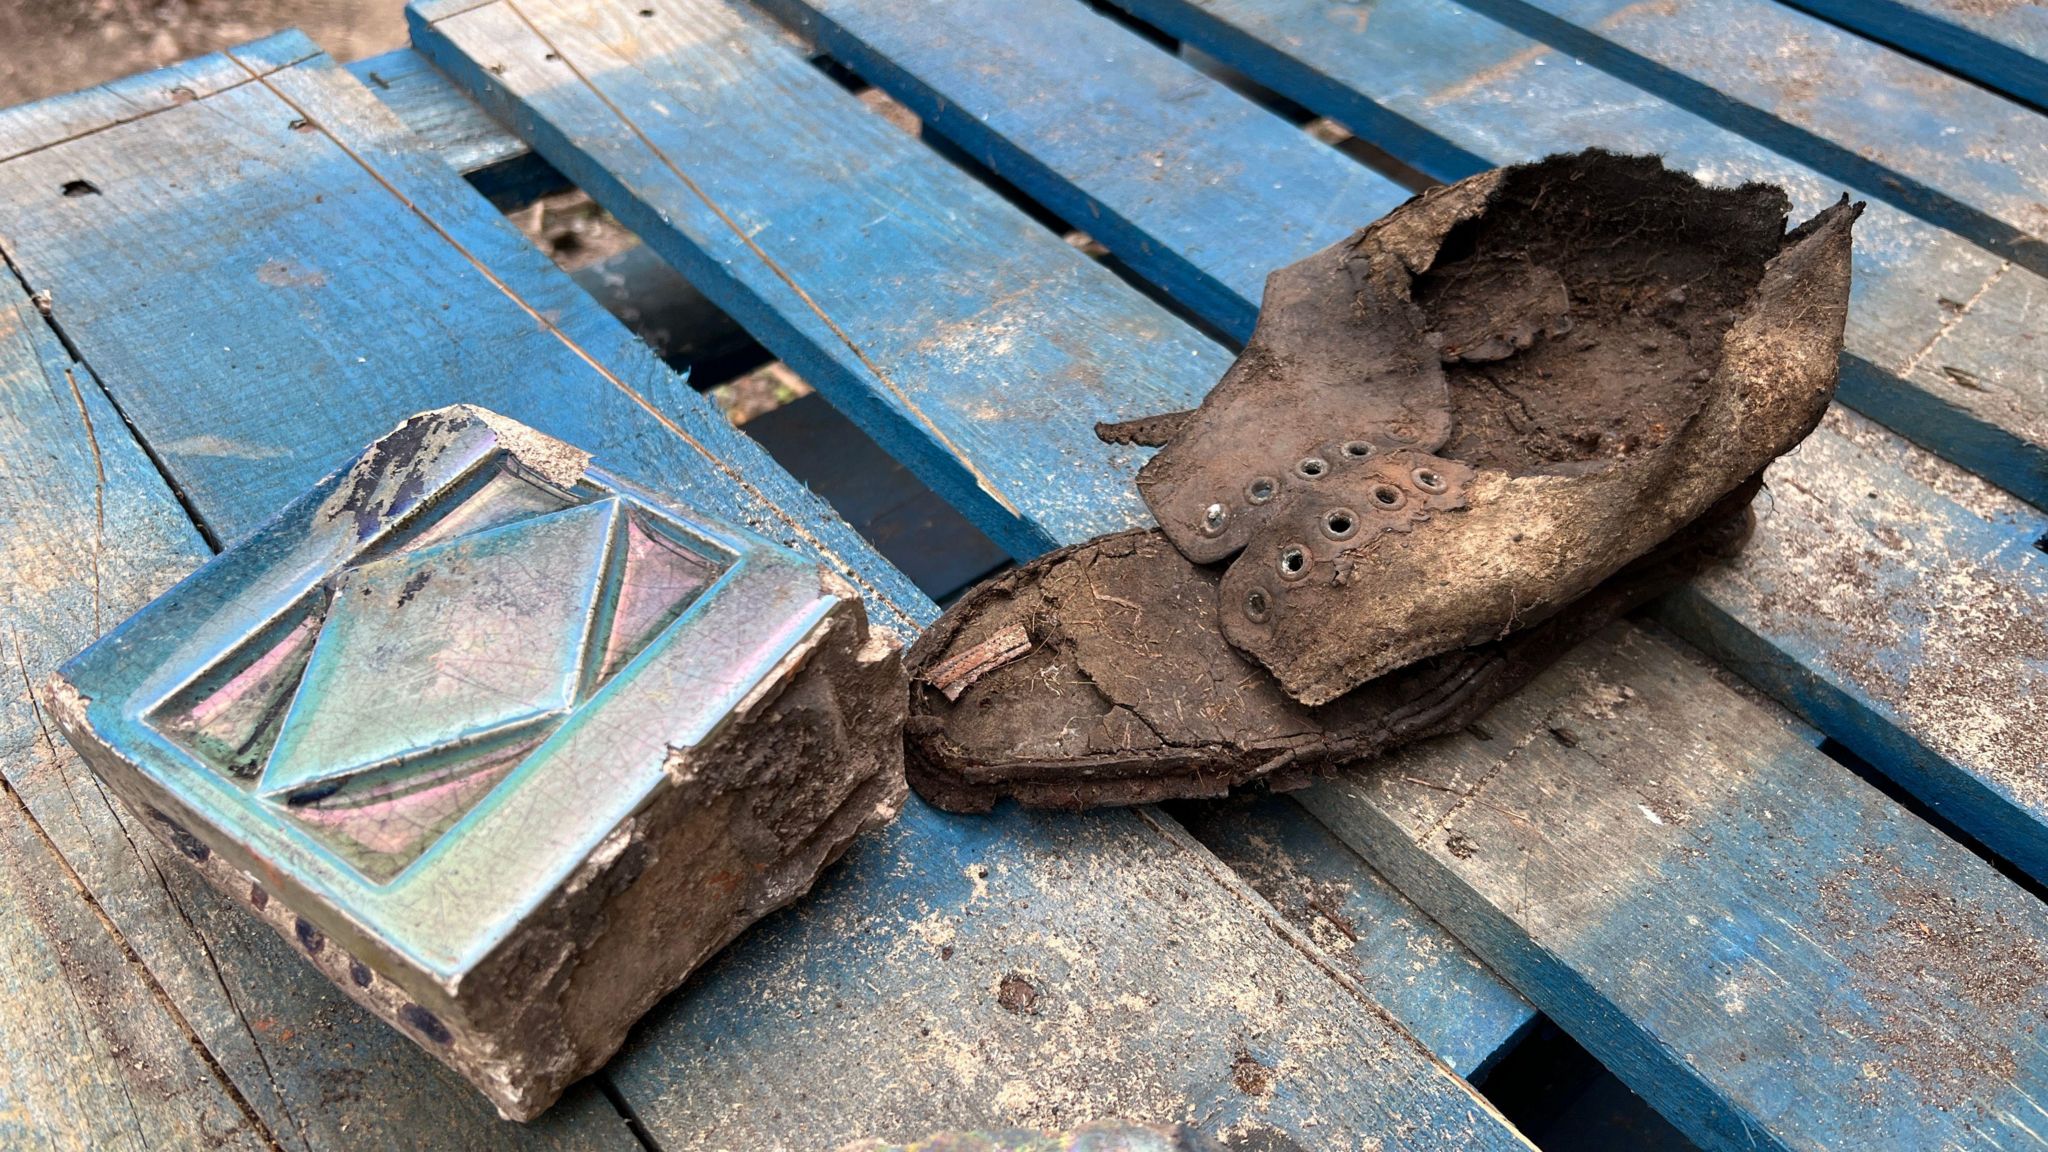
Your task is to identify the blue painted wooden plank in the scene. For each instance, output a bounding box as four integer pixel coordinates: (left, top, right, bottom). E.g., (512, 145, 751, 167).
(344, 47, 528, 175)
(1776, 0, 2048, 114)
(0, 285, 633, 1149)
(1447, 0, 2048, 276)
(344, 47, 566, 207)
(768, 0, 2048, 895)
(1304, 624, 2048, 1152)
(1177, 795, 1538, 1082)
(751, 0, 1411, 341)
(614, 803, 1536, 1149)
(0, 30, 930, 639)
(1110, 0, 2048, 511)
(0, 295, 275, 1152)
(408, 0, 1232, 561)
(1659, 406, 2048, 882)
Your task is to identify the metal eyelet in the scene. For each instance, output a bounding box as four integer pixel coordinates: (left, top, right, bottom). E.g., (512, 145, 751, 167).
(1246, 476, 1277, 505)
(1341, 440, 1374, 459)
(1243, 587, 1271, 622)
(1321, 507, 1359, 541)
(1277, 543, 1310, 581)
(1295, 456, 1329, 480)
(1370, 483, 1407, 511)
(1412, 467, 1448, 495)
(1197, 502, 1229, 537)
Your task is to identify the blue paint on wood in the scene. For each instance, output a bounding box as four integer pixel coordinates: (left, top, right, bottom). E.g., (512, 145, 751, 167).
(751, 0, 1411, 342)
(1306, 626, 2048, 1152)
(610, 800, 1535, 1149)
(1658, 412, 2048, 887)
(1110, 0, 2048, 513)
(344, 47, 567, 206)
(411, 0, 1233, 561)
(1178, 795, 1538, 1081)
(1777, 0, 2048, 114)
(0, 30, 931, 639)
(1447, 0, 2048, 277)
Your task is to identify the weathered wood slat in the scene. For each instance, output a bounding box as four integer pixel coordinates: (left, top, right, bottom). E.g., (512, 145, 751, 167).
(344, 47, 528, 176)
(9, 32, 1533, 1148)
(773, 0, 2048, 934)
(1661, 406, 2048, 881)
(409, 0, 1231, 559)
(1775, 0, 2048, 115)
(612, 804, 1533, 1149)
(1445, 0, 2048, 276)
(752, 0, 1411, 341)
(0, 292, 635, 1149)
(0, 783, 263, 1152)
(1304, 623, 2048, 1151)
(0, 31, 930, 638)
(1177, 796, 1538, 1082)
(343, 47, 565, 207)
(1110, 0, 2048, 513)
(0, 298, 271, 1152)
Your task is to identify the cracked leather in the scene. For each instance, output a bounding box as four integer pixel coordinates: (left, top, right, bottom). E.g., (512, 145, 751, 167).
(1137, 152, 1859, 704)
(905, 151, 1860, 810)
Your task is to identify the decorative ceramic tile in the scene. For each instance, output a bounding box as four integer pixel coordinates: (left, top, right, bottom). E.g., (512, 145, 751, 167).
(52, 407, 907, 1120)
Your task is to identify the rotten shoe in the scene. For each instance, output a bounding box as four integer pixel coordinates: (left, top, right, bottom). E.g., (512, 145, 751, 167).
(907, 150, 1859, 811)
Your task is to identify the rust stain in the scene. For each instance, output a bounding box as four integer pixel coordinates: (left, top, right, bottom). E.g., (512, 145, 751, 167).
(255, 258, 326, 289)
(1424, 44, 1555, 108)
(1596, 0, 1682, 28)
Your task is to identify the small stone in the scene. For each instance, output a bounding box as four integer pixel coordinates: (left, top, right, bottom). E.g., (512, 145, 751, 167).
(996, 972, 1038, 1014)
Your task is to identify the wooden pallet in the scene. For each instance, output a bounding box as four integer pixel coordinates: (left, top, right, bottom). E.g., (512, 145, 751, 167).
(1, 1, 2044, 1148)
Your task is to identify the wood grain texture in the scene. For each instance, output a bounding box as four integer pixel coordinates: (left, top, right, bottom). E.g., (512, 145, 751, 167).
(1451, 0, 2048, 275)
(0, 30, 931, 639)
(1302, 623, 2048, 1152)
(1110, 0, 2048, 511)
(1775, 0, 2048, 114)
(1661, 406, 2048, 882)
(0, 293, 636, 1149)
(1176, 796, 1537, 1082)
(344, 47, 528, 175)
(607, 802, 1533, 1151)
(343, 47, 566, 208)
(0, 297, 269, 1152)
(0, 787, 261, 1152)
(410, 0, 1231, 559)
(794, 0, 2048, 975)
(751, 0, 1410, 341)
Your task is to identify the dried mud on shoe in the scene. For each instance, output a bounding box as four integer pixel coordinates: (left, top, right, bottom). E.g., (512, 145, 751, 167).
(906, 150, 1857, 810)
(905, 482, 1760, 812)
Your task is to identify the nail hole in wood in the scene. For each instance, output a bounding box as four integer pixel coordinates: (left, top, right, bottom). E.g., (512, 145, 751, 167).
(61, 179, 99, 197)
